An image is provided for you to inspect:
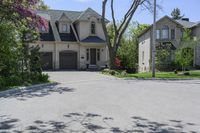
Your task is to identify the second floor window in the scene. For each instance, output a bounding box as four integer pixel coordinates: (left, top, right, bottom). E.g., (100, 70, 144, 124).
(142, 51, 144, 63)
(91, 21, 96, 34)
(171, 29, 175, 39)
(156, 30, 161, 39)
(62, 24, 68, 33)
(40, 24, 49, 33)
(162, 25, 169, 39)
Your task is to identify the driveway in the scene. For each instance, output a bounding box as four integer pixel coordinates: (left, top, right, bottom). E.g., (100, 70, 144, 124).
(0, 71, 200, 133)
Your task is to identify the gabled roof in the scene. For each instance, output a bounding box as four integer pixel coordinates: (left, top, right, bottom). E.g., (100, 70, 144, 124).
(37, 9, 83, 22)
(191, 21, 200, 28)
(175, 19, 196, 28)
(76, 8, 109, 23)
(138, 15, 199, 38)
(37, 8, 109, 23)
(58, 12, 72, 22)
(81, 36, 106, 43)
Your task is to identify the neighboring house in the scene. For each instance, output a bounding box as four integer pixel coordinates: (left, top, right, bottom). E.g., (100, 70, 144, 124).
(138, 16, 200, 72)
(29, 8, 109, 70)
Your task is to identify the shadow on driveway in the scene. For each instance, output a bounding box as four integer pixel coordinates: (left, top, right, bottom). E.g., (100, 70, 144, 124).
(0, 83, 75, 101)
(1, 113, 199, 133)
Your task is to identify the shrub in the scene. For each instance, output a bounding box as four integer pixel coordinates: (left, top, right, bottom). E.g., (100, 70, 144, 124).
(30, 72, 49, 83)
(5, 75, 22, 87)
(0, 77, 6, 90)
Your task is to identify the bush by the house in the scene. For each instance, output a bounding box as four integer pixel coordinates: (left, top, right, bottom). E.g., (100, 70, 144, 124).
(102, 69, 127, 76)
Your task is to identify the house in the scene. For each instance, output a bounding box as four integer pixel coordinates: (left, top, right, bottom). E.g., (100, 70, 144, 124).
(138, 16, 200, 72)
(29, 8, 109, 70)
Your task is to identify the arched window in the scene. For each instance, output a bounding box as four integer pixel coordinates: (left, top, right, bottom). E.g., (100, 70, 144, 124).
(91, 21, 96, 34)
(162, 25, 169, 39)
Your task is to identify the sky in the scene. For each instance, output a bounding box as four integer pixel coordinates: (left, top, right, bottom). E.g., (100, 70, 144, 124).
(43, 0, 200, 24)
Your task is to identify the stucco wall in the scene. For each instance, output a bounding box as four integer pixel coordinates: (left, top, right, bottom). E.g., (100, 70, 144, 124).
(138, 17, 186, 72)
(79, 45, 108, 69)
(77, 17, 105, 41)
(155, 17, 183, 48)
(29, 42, 108, 70)
(192, 25, 200, 38)
(139, 30, 151, 72)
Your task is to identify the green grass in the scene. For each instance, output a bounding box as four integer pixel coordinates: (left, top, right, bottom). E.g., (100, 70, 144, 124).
(121, 71, 200, 79)
(116, 70, 200, 79)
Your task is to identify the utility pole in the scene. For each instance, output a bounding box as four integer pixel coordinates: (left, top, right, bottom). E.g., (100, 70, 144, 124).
(152, 0, 156, 78)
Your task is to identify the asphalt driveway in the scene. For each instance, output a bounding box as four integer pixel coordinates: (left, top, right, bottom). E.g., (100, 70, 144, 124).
(0, 71, 200, 133)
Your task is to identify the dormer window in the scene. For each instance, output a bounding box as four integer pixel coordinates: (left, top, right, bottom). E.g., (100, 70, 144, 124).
(39, 24, 49, 33)
(91, 21, 96, 35)
(61, 24, 68, 33)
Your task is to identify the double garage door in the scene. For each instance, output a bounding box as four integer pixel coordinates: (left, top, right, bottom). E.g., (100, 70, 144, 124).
(40, 51, 77, 70)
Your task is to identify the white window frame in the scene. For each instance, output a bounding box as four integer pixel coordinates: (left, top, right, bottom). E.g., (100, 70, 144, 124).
(156, 29, 161, 39)
(59, 22, 70, 33)
(61, 23, 69, 33)
(91, 21, 96, 35)
(39, 23, 49, 33)
(161, 26, 169, 39)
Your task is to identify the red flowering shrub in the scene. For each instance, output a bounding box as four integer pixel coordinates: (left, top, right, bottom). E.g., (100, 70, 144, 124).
(115, 57, 122, 69)
(0, 0, 48, 29)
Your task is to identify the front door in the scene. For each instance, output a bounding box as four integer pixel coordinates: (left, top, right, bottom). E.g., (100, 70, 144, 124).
(90, 48, 96, 65)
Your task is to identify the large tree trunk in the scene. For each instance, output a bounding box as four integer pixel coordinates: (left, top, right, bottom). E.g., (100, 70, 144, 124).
(108, 48, 117, 69)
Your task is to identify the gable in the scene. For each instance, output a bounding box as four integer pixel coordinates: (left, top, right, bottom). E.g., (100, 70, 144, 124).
(138, 16, 182, 38)
(59, 13, 71, 22)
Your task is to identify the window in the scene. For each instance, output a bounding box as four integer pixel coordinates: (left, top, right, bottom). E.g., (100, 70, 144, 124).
(142, 51, 144, 62)
(40, 25, 48, 33)
(171, 29, 175, 39)
(156, 30, 161, 39)
(97, 49, 100, 61)
(162, 25, 169, 39)
(86, 49, 89, 61)
(91, 21, 96, 34)
(62, 24, 68, 33)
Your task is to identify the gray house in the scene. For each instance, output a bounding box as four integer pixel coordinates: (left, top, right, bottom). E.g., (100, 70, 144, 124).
(29, 8, 109, 70)
(138, 16, 200, 72)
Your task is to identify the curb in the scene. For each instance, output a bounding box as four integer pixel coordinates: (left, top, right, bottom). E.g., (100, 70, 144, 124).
(123, 78, 200, 81)
(0, 82, 59, 97)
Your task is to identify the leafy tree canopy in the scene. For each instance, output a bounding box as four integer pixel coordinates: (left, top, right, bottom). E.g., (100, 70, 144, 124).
(171, 8, 184, 20)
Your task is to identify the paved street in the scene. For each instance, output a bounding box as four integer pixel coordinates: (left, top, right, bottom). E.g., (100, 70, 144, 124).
(0, 71, 200, 133)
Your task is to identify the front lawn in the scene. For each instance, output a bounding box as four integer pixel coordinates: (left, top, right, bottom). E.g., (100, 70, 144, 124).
(123, 70, 200, 79)
(102, 69, 200, 79)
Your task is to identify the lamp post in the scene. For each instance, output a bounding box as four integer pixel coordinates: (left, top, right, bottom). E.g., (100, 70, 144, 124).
(152, 0, 156, 78)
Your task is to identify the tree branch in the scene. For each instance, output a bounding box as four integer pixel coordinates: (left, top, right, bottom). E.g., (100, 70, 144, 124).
(101, 0, 111, 48)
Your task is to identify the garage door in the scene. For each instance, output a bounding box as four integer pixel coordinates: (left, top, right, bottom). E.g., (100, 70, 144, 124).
(40, 52, 53, 70)
(59, 51, 77, 70)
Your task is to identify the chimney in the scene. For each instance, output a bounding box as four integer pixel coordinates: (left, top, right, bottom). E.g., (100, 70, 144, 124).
(182, 18, 189, 21)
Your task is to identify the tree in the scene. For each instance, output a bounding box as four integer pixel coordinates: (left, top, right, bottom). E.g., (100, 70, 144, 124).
(171, 8, 184, 20)
(0, 0, 48, 28)
(155, 43, 171, 70)
(101, 0, 154, 69)
(37, 0, 49, 10)
(0, 0, 49, 89)
(175, 29, 197, 71)
(117, 23, 149, 72)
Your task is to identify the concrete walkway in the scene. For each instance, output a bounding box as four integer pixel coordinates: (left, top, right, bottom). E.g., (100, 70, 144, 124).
(0, 71, 200, 133)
